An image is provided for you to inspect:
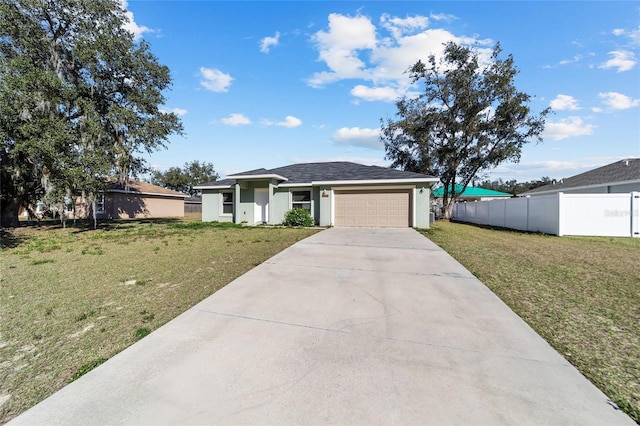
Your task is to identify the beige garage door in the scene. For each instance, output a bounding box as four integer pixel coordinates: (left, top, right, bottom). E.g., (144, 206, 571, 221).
(334, 190, 411, 227)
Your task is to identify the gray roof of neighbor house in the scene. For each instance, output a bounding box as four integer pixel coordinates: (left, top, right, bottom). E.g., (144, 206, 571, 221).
(196, 161, 439, 188)
(523, 158, 640, 195)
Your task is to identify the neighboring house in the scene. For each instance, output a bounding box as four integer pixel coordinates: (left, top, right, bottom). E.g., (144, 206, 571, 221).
(29, 180, 186, 220)
(86, 179, 186, 219)
(522, 158, 640, 196)
(432, 184, 512, 202)
(195, 161, 439, 228)
(431, 184, 511, 218)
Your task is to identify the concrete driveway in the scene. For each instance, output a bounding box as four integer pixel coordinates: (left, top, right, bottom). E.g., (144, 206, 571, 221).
(10, 228, 633, 425)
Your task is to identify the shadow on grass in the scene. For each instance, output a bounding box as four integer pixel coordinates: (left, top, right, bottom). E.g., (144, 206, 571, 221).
(0, 229, 25, 249)
(3, 218, 248, 250)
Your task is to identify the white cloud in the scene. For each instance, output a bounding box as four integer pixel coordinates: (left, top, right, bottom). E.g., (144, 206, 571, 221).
(599, 50, 636, 72)
(380, 14, 429, 40)
(350, 85, 403, 102)
(119, 0, 153, 40)
(278, 116, 302, 128)
(544, 117, 596, 140)
(260, 32, 280, 53)
(220, 113, 251, 126)
(549, 94, 580, 111)
(543, 55, 583, 69)
(307, 13, 493, 102)
(332, 127, 382, 150)
(612, 26, 640, 46)
(160, 107, 187, 116)
(429, 13, 457, 23)
(262, 116, 302, 128)
(308, 13, 378, 87)
(199, 67, 234, 92)
(598, 92, 640, 110)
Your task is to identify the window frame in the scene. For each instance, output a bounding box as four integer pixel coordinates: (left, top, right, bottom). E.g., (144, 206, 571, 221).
(64, 197, 74, 214)
(95, 193, 105, 214)
(220, 191, 234, 216)
(290, 190, 313, 216)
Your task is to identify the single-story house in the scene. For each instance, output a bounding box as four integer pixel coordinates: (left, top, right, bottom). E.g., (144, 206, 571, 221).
(27, 179, 187, 220)
(195, 161, 439, 228)
(522, 158, 640, 196)
(94, 179, 187, 219)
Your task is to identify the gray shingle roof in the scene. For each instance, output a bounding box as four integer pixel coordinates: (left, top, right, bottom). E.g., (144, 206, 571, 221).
(196, 161, 438, 187)
(524, 158, 640, 195)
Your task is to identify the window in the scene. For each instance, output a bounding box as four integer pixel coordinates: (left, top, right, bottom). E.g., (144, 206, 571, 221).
(96, 193, 105, 214)
(64, 197, 74, 213)
(292, 190, 311, 212)
(221, 192, 234, 215)
(36, 201, 46, 214)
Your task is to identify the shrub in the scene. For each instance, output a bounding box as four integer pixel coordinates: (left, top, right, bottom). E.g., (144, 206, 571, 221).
(283, 208, 314, 227)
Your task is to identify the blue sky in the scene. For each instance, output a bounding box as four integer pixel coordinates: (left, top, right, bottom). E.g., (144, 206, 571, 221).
(122, 1, 640, 182)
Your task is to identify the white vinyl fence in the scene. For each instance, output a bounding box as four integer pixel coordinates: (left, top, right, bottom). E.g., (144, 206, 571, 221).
(451, 192, 639, 237)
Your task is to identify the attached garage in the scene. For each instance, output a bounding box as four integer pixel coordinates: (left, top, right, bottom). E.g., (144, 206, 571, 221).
(334, 189, 411, 227)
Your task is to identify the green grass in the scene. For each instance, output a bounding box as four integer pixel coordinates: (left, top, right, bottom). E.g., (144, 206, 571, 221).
(0, 219, 319, 423)
(421, 221, 640, 422)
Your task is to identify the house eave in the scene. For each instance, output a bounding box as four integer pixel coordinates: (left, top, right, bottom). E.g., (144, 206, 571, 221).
(279, 183, 314, 188)
(194, 184, 234, 190)
(312, 178, 439, 186)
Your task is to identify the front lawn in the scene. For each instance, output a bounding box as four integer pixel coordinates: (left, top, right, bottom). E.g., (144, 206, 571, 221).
(0, 220, 319, 423)
(421, 221, 640, 422)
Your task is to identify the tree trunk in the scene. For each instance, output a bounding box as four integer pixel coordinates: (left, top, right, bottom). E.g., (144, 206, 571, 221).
(444, 198, 455, 219)
(1, 199, 22, 228)
(91, 199, 97, 230)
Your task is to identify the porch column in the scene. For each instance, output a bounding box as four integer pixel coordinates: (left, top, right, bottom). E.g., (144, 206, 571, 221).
(234, 183, 241, 224)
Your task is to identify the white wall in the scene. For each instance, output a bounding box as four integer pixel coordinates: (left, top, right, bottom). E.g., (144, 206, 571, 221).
(452, 192, 639, 238)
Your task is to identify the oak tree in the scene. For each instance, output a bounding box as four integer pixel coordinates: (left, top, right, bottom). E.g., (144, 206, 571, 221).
(150, 161, 218, 197)
(382, 42, 549, 217)
(0, 0, 183, 227)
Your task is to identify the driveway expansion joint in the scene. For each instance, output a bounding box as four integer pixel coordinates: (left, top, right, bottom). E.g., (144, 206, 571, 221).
(298, 241, 442, 251)
(264, 260, 477, 280)
(192, 308, 568, 366)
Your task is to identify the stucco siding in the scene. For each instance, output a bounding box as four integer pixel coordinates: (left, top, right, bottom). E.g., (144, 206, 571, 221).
(414, 185, 431, 228)
(564, 186, 607, 194)
(237, 183, 256, 224)
(610, 182, 640, 193)
(312, 187, 321, 224)
(201, 191, 230, 222)
(271, 187, 290, 225)
(108, 193, 184, 219)
(319, 186, 332, 226)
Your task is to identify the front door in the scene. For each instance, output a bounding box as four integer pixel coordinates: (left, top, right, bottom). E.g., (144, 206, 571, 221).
(254, 188, 269, 224)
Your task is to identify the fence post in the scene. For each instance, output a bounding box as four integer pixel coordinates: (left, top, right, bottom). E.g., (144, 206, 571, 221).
(526, 196, 530, 232)
(632, 192, 639, 238)
(557, 192, 564, 236)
